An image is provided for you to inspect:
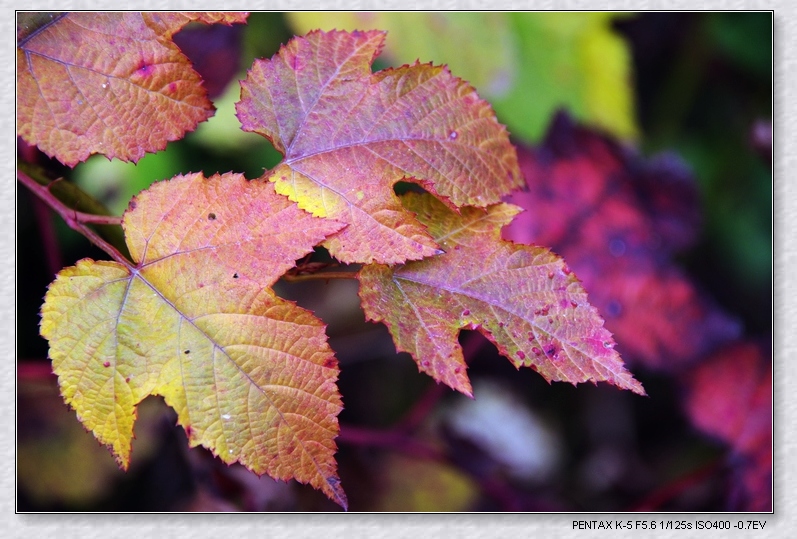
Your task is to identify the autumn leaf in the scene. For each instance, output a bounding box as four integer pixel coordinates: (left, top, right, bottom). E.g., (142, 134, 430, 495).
(358, 192, 645, 397)
(17, 12, 248, 167)
(502, 112, 740, 370)
(39, 172, 348, 509)
(236, 29, 523, 264)
(682, 342, 771, 511)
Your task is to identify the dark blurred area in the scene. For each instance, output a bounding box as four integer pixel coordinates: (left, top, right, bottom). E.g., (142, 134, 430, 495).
(17, 12, 771, 512)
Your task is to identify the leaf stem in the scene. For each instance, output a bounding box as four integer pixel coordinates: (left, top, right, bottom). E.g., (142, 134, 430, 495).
(280, 270, 360, 283)
(337, 424, 445, 461)
(629, 458, 723, 511)
(17, 169, 131, 266)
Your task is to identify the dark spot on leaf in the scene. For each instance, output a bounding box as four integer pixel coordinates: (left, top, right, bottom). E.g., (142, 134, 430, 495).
(208, 212, 216, 220)
(532, 347, 542, 355)
(421, 360, 430, 368)
(516, 351, 526, 360)
(103, 361, 111, 368)
(184, 349, 190, 354)
(168, 82, 177, 93)
(548, 271, 554, 279)
(129, 200, 137, 210)
(233, 273, 239, 279)
(125, 377, 130, 383)
(185, 425, 194, 438)
(137, 63, 154, 76)
(454, 366, 462, 374)
(462, 309, 470, 316)
(323, 358, 336, 369)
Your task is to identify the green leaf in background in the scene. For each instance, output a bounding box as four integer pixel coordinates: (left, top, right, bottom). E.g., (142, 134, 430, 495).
(287, 12, 637, 143)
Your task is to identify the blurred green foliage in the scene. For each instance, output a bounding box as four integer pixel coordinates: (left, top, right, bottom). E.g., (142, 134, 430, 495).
(288, 12, 637, 142)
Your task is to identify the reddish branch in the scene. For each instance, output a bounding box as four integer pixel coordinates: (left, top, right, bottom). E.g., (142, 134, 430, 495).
(630, 459, 723, 511)
(18, 169, 130, 266)
(280, 270, 359, 282)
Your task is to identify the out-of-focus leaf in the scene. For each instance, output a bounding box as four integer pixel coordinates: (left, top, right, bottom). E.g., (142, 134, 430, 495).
(17, 12, 248, 166)
(359, 192, 645, 397)
(40, 172, 348, 508)
(173, 20, 245, 98)
(17, 375, 165, 505)
(682, 342, 771, 511)
(287, 12, 637, 143)
(502, 112, 740, 370)
(236, 29, 522, 264)
(445, 378, 561, 481)
(371, 454, 479, 512)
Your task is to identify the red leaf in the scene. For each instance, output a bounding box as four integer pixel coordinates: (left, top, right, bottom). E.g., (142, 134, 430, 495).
(17, 12, 248, 166)
(502, 112, 740, 370)
(237, 30, 522, 264)
(682, 342, 771, 511)
(173, 20, 245, 98)
(359, 192, 645, 397)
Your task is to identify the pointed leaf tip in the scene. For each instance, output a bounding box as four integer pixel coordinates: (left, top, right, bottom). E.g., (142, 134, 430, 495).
(359, 192, 644, 396)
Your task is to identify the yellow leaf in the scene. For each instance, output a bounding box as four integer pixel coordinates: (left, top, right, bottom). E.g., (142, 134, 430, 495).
(40, 172, 348, 508)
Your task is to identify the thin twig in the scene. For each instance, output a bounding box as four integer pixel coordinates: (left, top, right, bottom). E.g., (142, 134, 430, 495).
(17, 169, 131, 266)
(31, 195, 63, 277)
(337, 424, 445, 461)
(629, 459, 723, 511)
(280, 271, 359, 283)
(17, 360, 56, 381)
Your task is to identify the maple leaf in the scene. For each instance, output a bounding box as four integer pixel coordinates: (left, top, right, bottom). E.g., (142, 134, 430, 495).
(236, 29, 523, 264)
(682, 342, 771, 511)
(17, 12, 248, 167)
(358, 192, 645, 397)
(39, 172, 348, 509)
(502, 112, 740, 370)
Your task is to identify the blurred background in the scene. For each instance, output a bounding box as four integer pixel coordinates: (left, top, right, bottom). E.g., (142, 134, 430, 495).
(17, 12, 771, 511)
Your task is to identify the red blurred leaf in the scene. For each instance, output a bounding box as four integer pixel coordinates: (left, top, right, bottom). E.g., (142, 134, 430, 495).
(359, 192, 645, 397)
(17, 12, 248, 166)
(173, 21, 245, 98)
(682, 342, 772, 511)
(502, 112, 739, 370)
(236, 30, 522, 264)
